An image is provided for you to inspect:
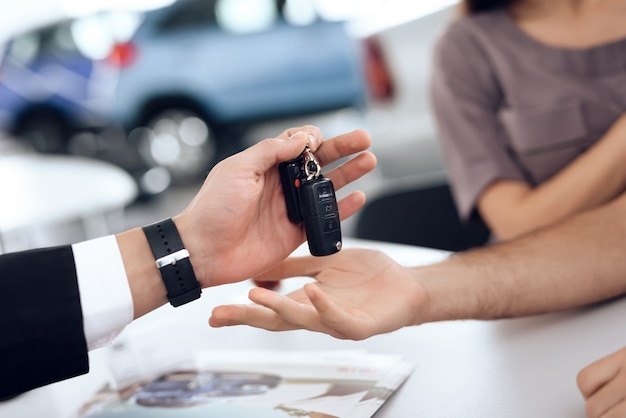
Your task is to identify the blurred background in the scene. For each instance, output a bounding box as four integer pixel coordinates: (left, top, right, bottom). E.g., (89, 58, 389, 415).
(0, 0, 461, 254)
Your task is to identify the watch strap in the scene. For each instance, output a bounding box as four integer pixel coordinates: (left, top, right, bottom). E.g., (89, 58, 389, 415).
(142, 218, 201, 307)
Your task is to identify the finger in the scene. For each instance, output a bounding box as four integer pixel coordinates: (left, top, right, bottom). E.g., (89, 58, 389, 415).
(277, 125, 323, 148)
(315, 130, 372, 167)
(595, 400, 626, 418)
(337, 191, 367, 221)
(578, 352, 623, 399)
(209, 303, 298, 331)
(583, 377, 626, 418)
(325, 151, 377, 191)
(248, 286, 326, 332)
(250, 133, 311, 173)
(304, 284, 375, 340)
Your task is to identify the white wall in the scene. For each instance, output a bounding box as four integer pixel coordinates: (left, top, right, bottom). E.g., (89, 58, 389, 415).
(0, 0, 175, 43)
(0, 0, 66, 42)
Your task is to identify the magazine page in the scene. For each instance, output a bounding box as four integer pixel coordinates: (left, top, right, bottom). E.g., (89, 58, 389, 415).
(76, 350, 415, 418)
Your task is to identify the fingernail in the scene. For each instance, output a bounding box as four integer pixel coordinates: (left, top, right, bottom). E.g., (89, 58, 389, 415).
(308, 134, 320, 149)
(289, 131, 306, 140)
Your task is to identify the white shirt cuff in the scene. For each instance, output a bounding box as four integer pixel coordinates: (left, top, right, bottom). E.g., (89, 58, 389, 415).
(73, 235, 133, 351)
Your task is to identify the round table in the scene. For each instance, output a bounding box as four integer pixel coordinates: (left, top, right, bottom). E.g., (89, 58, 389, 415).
(0, 154, 137, 249)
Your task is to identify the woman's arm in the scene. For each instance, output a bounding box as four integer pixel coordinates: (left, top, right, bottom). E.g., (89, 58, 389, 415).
(479, 113, 626, 240)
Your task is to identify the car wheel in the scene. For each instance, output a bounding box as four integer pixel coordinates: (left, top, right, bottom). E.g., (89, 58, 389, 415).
(138, 109, 217, 183)
(16, 112, 70, 154)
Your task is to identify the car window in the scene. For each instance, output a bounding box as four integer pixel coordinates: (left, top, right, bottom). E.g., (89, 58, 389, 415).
(7, 23, 77, 66)
(215, 0, 277, 33)
(6, 33, 40, 65)
(157, 0, 219, 32)
(71, 11, 141, 60)
(283, 0, 317, 26)
(155, 0, 317, 35)
(216, 0, 320, 31)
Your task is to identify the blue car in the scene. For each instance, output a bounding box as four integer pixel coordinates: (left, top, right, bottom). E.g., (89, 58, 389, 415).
(0, 13, 172, 198)
(0, 0, 394, 184)
(0, 17, 119, 153)
(109, 0, 391, 180)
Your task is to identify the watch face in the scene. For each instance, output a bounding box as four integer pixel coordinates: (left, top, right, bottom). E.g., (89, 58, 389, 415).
(134, 371, 283, 407)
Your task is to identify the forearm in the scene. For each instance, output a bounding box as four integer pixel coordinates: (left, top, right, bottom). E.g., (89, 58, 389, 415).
(482, 121, 626, 240)
(419, 193, 626, 323)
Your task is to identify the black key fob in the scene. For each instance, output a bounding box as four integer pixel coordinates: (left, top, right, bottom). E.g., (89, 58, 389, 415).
(300, 176, 342, 256)
(279, 146, 342, 256)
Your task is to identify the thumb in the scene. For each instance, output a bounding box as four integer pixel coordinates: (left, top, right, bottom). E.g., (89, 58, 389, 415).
(251, 132, 310, 173)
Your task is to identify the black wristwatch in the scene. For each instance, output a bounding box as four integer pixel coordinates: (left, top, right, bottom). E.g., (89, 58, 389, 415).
(142, 218, 202, 307)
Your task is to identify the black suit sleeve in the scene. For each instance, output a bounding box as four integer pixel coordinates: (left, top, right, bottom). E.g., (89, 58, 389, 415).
(0, 245, 89, 400)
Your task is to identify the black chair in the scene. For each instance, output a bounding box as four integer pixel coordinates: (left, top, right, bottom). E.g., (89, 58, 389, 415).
(353, 182, 491, 252)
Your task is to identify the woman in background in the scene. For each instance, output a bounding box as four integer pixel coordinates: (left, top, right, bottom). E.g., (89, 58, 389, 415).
(430, 0, 626, 241)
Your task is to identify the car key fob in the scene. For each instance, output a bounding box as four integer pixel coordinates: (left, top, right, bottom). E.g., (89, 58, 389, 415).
(279, 146, 342, 256)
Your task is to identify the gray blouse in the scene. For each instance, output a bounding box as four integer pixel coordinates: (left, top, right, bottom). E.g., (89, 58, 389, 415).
(430, 9, 626, 221)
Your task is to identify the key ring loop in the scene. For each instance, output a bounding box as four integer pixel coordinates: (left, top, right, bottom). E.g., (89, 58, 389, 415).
(303, 146, 321, 180)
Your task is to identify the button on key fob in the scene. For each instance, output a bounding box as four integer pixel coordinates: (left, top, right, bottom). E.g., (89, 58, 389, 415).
(300, 176, 342, 256)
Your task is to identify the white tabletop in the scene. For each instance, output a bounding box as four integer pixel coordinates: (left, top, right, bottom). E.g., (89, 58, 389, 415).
(0, 154, 137, 234)
(2, 238, 626, 418)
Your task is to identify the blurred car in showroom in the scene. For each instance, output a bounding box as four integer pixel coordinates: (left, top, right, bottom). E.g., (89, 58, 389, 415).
(0, 0, 393, 187)
(0, 10, 172, 198)
(107, 0, 393, 181)
(0, 14, 119, 154)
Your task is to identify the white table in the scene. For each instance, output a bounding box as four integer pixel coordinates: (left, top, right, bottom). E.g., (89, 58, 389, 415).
(2, 238, 625, 418)
(0, 154, 137, 251)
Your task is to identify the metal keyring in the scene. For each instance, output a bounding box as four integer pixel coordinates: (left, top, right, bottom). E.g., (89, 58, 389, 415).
(303, 146, 321, 180)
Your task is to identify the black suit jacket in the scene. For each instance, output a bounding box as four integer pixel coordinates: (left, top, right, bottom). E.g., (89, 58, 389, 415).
(0, 246, 89, 400)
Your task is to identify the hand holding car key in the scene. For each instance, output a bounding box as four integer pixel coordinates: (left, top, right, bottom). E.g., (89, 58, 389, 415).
(279, 146, 342, 256)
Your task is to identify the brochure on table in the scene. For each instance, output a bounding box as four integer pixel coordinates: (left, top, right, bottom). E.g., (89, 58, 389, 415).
(76, 349, 415, 418)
